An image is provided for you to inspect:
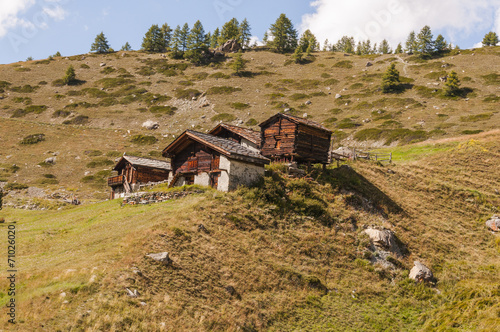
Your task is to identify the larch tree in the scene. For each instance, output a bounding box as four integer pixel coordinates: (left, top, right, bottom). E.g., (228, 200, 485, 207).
(382, 63, 400, 93)
(292, 46, 303, 63)
(161, 23, 173, 50)
(434, 34, 448, 52)
(416, 25, 434, 56)
(336, 36, 355, 53)
(405, 31, 416, 54)
(268, 13, 298, 53)
(444, 71, 461, 97)
(220, 18, 240, 45)
(186, 20, 208, 63)
(230, 50, 246, 74)
(394, 43, 403, 54)
(239, 18, 251, 48)
(141, 24, 166, 53)
(298, 29, 319, 52)
(180, 23, 190, 51)
(90, 32, 110, 53)
(121, 42, 132, 51)
(378, 39, 392, 54)
(211, 28, 220, 48)
(482, 31, 499, 46)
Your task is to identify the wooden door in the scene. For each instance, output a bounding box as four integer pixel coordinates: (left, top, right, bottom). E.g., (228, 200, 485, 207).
(210, 172, 220, 189)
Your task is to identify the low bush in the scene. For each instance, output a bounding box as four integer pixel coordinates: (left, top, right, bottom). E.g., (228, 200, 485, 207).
(20, 134, 45, 145)
(63, 115, 89, 125)
(229, 102, 250, 110)
(86, 158, 114, 168)
(175, 89, 202, 99)
(206, 86, 242, 95)
(130, 135, 158, 145)
(149, 106, 177, 115)
(211, 113, 236, 122)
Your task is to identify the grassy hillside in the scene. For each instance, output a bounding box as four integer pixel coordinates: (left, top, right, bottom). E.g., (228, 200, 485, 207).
(0, 130, 498, 331)
(1, 47, 500, 200)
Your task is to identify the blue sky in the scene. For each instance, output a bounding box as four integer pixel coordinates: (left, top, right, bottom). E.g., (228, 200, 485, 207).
(1, 0, 499, 64)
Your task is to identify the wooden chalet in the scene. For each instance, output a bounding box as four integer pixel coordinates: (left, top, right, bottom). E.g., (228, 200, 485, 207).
(163, 130, 269, 192)
(209, 123, 262, 153)
(108, 155, 171, 199)
(259, 113, 332, 165)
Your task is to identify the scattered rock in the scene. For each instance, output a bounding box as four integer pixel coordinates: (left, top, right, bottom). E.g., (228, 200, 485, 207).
(126, 288, 139, 298)
(45, 157, 56, 164)
(303, 113, 308, 118)
(366, 62, 373, 67)
(364, 227, 402, 256)
(142, 120, 159, 130)
(486, 215, 500, 232)
(225, 285, 237, 296)
(59, 292, 66, 298)
(409, 261, 434, 283)
(335, 94, 342, 99)
(198, 224, 209, 233)
(100, 63, 106, 67)
(387, 169, 396, 174)
(305, 100, 312, 105)
(146, 252, 171, 265)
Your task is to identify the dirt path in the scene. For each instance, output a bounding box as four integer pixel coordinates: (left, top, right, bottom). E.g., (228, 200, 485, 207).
(395, 55, 409, 76)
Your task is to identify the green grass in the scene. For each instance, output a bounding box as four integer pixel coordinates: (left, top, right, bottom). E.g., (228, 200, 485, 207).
(20, 133, 45, 145)
(175, 88, 202, 99)
(130, 134, 158, 145)
(149, 106, 177, 115)
(333, 60, 353, 69)
(229, 102, 250, 110)
(460, 113, 493, 122)
(211, 113, 236, 122)
(206, 86, 242, 95)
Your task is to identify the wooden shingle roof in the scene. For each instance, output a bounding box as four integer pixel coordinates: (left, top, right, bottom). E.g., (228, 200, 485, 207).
(259, 112, 332, 133)
(163, 130, 270, 165)
(209, 123, 262, 145)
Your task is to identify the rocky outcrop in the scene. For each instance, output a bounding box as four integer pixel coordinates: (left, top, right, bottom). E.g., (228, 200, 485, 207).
(409, 261, 434, 283)
(216, 39, 242, 53)
(486, 215, 500, 232)
(364, 227, 402, 256)
(122, 190, 204, 205)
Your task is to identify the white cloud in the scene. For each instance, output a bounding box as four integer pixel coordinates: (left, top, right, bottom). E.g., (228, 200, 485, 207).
(249, 36, 263, 47)
(301, 0, 500, 48)
(43, 4, 67, 21)
(0, 0, 36, 37)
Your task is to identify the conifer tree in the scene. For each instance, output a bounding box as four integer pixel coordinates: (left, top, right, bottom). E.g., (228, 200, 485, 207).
(394, 43, 403, 54)
(416, 25, 434, 55)
(323, 39, 330, 51)
(171, 25, 182, 52)
(161, 23, 173, 50)
(356, 41, 362, 55)
(121, 42, 132, 51)
(220, 18, 240, 45)
(268, 14, 298, 53)
(336, 36, 355, 53)
(180, 23, 190, 51)
(434, 34, 448, 52)
(382, 63, 400, 93)
(63, 65, 76, 85)
(230, 50, 246, 74)
(482, 31, 499, 46)
(405, 31, 416, 54)
(292, 46, 303, 63)
(444, 71, 461, 96)
(263, 31, 269, 45)
(141, 24, 165, 53)
(186, 20, 208, 63)
(211, 28, 220, 48)
(379, 39, 392, 54)
(90, 32, 110, 53)
(239, 18, 251, 48)
(298, 29, 319, 52)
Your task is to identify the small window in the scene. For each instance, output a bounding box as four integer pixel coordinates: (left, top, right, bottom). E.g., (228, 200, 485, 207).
(276, 140, 281, 149)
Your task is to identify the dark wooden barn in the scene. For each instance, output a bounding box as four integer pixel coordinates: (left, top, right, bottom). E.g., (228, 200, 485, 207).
(209, 123, 261, 152)
(259, 113, 332, 165)
(108, 155, 171, 199)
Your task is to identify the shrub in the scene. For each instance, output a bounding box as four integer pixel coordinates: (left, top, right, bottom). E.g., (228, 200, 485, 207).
(209, 72, 231, 79)
(63, 65, 77, 85)
(85, 150, 102, 157)
(10, 85, 38, 93)
(245, 118, 258, 126)
(131, 135, 158, 145)
(64, 102, 95, 109)
(462, 130, 483, 135)
(460, 113, 493, 122)
(20, 134, 45, 145)
(13, 97, 32, 105)
(96, 77, 134, 89)
(25, 105, 47, 114)
(333, 60, 353, 68)
(337, 118, 361, 129)
(481, 73, 500, 85)
(100, 66, 116, 74)
(5, 183, 28, 191)
(211, 113, 236, 122)
(80, 64, 90, 69)
(290, 93, 309, 101)
(63, 115, 89, 125)
(230, 102, 250, 110)
(52, 110, 70, 118)
(206, 86, 242, 95)
(149, 106, 177, 115)
(175, 89, 202, 99)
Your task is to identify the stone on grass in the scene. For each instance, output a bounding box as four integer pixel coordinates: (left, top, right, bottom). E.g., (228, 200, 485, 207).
(126, 288, 139, 298)
(142, 120, 159, 130)
(364, 227, 402, 256)
(146, 252, 171, 265)
(409, 261, 434, 283)
(486, 215, 500, 232)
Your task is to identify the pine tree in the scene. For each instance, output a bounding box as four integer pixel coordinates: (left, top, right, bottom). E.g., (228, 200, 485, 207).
(63, 65, 76, 85)
(220, 18, 240, 45)
(230, 50, 246, 74)
(394, 43, 403, 54)
(186, 20, 208, 63)
(171, 25, 182, 52)
(382, 63, 400, 93)
(180, 23, 190, 51)
(434, 34, 447, 52)
(416, 25, 434, 55)
(161, 23, 173, 50)
(263, 31, 269, 45)
(90, 32, 110, 53)
(482, 31, 499, 46)
(298, 29, 318, 52)
(142, 24, 165, 53)
(379, 39, 392, 54)
(211, 28, 220, 48)
(405, 31, 416, 54)
(239, 18, 251, 48)
(361, 40, 372, 55)
(336, 36, 355, 53)
(444, 71, 461, 97)
(292, 46, 303, 63)
(121, 42, 132, 51)
(268, 14, 298, 53)
(323, 39, 330, 52)
(356, 41, 362, 55)
(54, 51, 61, 57)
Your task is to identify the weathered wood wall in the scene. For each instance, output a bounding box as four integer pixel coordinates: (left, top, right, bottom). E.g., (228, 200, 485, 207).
(173, 142, 219, 175)
(261, 117, 297, 158)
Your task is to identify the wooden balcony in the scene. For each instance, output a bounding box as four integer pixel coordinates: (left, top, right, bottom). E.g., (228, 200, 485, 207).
(187, 158, 198, 172)
(211, 156, 220, 171)
(108, 175, 125, 186)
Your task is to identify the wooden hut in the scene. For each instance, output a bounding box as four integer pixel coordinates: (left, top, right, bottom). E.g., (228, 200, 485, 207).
(108, 155, 171, 199)
(259, 113, 332, 165)
(209, 123, 261, 153)
(163, 130, 269, 192)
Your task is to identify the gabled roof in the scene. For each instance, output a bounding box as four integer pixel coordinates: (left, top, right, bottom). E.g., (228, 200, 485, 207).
(259, 112, 332, 133)
(209, 123, 262, 145)
(163, 130, 270, 165)
(114, 155, 171, 171)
